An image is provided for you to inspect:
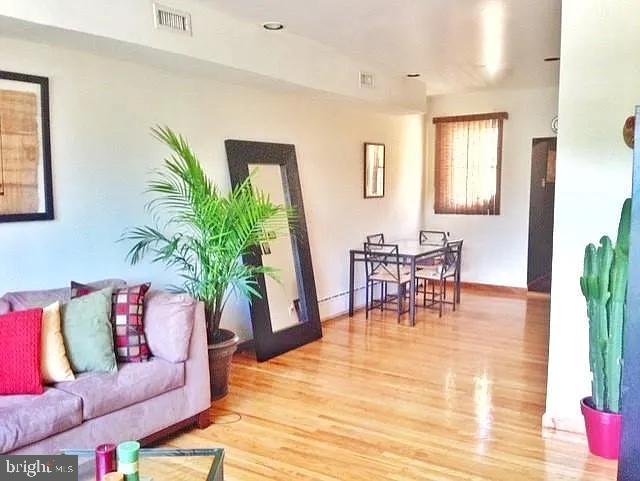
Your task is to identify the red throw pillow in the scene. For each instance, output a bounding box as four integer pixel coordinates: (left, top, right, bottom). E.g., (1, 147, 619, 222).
(71, 281, 151, 362)
(0, 308, 44, 394)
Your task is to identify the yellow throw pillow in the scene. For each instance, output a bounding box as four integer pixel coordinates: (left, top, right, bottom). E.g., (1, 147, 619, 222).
(42, 302, 75, 383)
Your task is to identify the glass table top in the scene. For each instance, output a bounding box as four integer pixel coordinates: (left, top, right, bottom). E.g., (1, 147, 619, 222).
(62, 448, 224, 481)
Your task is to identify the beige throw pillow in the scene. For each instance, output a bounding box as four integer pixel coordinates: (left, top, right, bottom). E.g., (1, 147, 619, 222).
(42, 302, 75, 383)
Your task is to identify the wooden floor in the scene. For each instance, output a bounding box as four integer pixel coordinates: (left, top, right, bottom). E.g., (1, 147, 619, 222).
(166, 290, 618, 480)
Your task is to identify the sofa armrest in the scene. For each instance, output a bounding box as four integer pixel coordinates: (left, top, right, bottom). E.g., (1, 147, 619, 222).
(0, 298, 9, 315)
(144, 291, 196, 363)
(183, 302, 211, 414)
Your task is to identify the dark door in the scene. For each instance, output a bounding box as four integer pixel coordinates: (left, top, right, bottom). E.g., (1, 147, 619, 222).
(527, 137, 557, 292)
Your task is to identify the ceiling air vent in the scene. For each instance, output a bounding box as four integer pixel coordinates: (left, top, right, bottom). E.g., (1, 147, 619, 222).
(359, 71, 375, 89)
(153, 3, 192, 35)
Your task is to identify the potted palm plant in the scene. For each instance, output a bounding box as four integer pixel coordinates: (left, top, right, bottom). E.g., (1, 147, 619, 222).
(123, 126, 294, 400)
(579, 198, 630, 459)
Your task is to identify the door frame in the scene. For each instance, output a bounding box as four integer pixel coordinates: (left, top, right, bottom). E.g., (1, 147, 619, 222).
(619, 106, 640, 479)
(526, 136, 557, 292)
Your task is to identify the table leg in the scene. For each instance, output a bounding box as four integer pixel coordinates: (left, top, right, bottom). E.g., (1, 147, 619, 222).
(409, 257, 416, 326)
(348, 250, 355, 316)
(456, 249, 462, 304)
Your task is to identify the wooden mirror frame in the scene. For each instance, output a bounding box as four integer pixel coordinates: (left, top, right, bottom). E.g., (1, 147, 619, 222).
(225, 140, 322, 362)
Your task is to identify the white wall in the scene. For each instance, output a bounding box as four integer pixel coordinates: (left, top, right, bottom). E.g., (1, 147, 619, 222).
(0, 0, 426, 111)
(423, 86, 559, 288)
(544, 0, 640, 432)
(0, 36, 425, 341)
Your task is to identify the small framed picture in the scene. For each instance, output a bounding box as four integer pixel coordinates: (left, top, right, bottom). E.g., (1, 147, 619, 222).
(0, 70, 53, 222)
(261, 242, 271, 255)
(364, 142, 385, 198)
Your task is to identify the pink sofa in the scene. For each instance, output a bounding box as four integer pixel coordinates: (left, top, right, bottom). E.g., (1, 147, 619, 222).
(0, 280, 211, 454)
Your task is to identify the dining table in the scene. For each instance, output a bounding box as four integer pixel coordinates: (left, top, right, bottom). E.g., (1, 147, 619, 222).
(348, 238, 462, 325)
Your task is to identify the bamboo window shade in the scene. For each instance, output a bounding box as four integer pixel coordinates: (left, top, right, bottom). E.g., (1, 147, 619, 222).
(433, 112, 507, 215)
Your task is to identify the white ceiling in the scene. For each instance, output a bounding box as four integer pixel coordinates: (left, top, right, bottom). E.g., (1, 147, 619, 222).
(204, 0, 561, 96)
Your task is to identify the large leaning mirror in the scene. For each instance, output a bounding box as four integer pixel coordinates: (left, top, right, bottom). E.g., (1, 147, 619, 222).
(225, 140, 322, 362)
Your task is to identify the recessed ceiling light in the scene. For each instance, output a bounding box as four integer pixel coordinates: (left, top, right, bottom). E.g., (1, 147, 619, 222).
(406, 73, 421, 78)
(544, 57, 560, 62)
(262, 22, 284, 31)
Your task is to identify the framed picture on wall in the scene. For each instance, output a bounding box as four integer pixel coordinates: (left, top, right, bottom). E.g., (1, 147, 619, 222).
(0, 70, 53, 223)
(364, 142, 385, 198)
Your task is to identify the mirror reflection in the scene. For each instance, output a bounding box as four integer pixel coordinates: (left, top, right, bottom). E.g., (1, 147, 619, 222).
(249, 164, 306, 332)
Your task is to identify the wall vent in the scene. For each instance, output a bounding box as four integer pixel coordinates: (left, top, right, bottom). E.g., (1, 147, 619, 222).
(359, 71, 375, 89)
(153, 3, 192, 35)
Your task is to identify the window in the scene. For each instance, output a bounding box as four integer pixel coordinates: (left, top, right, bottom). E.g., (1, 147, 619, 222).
(433, 112, 508, 215)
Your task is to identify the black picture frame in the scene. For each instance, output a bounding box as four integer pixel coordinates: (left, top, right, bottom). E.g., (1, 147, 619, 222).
(364, 142, 385, 198)
(0, 70, 53, 223)
(225, 139, 323, 362)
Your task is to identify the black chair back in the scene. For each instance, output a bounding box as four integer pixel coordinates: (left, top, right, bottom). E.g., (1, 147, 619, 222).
(442, 240, 463, 275)
(419, 230, 448, 245)
(364, 243, 401, 282)
(366, 233, 385, 245)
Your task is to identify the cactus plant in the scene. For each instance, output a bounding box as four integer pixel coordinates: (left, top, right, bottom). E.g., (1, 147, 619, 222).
(580, 198, 631, 414)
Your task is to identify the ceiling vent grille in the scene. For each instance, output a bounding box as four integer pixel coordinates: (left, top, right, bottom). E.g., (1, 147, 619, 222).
(359, 71, 375, 89)
(153, 3, 192, 35)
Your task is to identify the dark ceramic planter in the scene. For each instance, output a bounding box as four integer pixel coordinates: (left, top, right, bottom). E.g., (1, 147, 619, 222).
(581, 396, 622, 460)
(207, 328, 239, 401)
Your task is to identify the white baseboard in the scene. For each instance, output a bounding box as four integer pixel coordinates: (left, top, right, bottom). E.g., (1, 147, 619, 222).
(542, 411, 586, 435)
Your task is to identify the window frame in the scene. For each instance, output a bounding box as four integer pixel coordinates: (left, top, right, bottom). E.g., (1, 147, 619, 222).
(433, 112, 508, 215)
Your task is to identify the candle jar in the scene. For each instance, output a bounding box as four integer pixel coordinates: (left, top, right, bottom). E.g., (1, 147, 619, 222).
(117, 441, 140, 481)
(95, 444, 117, 481)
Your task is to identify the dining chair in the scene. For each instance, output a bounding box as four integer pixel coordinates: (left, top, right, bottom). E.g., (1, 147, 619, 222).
(364, 243, 411, 322)
(366, 233, 385, 245)
(415, 240, 463, 317)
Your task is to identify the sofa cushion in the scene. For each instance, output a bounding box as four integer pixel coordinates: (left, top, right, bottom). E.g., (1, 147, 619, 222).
(0, 388, 83, 453)
(144, 292, 196, 363)
(61, 288, 117, 374)
(1, 279, 126, 312)
(41, 302, 75, 384)
(0, 308, 44, 395)
(55, 358, 185, 420)
(72, 282, 152, 363)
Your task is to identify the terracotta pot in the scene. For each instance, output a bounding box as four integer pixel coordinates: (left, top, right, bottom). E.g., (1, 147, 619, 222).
(581, 396, 622, 459)
(207, 328, 239, 401)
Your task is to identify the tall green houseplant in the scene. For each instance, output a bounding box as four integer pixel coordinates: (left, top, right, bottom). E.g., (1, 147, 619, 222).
(580, 198, 631, 413)
(123, 126, 295, 344)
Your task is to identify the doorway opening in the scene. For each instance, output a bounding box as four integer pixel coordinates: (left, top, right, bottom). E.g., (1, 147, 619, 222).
(527, 137, 557, 292)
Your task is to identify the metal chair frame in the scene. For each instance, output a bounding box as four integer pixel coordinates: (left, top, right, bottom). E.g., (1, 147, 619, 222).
(363, 243, 411, 322)
(419, 230, 448, 245)
(366, 233, 385, 245)
(417, 240, 463, 317)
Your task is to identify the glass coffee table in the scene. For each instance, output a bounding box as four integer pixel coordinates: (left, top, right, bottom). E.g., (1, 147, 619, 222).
(62, 448, 224, 481)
